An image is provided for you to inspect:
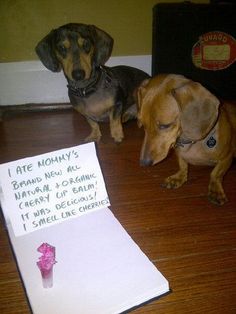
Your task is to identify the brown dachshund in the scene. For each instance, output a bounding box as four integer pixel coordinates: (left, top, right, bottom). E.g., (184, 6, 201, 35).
(35, 23, 149, 143)
(137, 74, 236, 205)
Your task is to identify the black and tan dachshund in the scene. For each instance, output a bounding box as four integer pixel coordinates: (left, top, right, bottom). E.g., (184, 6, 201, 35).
(36, 23, 150, 142)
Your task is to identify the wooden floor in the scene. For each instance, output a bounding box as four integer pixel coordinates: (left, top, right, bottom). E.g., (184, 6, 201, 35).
(0, 107, 236, 314)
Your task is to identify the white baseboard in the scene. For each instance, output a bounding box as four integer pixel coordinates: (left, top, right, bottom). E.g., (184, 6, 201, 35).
(0, 55, 151, 106)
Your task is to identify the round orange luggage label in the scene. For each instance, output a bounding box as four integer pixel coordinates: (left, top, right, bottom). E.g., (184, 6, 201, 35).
(192, 31, 236, 70)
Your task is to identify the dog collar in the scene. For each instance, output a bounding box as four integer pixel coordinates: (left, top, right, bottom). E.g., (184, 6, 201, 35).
(176, 125, 218, 148)
(67, 66, 112, 98)
(175, 137, 196, 147)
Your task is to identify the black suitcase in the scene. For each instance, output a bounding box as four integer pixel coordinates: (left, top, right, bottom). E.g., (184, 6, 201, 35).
(152, 1, 236, 99)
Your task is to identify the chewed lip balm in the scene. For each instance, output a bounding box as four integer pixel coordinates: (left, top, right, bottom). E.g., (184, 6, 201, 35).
(37, 243, 57, 288)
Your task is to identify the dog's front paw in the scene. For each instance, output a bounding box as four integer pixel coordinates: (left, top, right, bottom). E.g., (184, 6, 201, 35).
(111, 127, 124, 143)
(113, 134, 124, 143)
(161, 172, 187, 189)
(208, 181, 228, 205)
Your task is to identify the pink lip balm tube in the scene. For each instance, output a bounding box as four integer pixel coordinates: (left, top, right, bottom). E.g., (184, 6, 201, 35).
(37, 243, 56, 288)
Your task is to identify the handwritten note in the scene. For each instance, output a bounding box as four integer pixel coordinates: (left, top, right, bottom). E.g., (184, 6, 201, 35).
(0, 143, 110, 236)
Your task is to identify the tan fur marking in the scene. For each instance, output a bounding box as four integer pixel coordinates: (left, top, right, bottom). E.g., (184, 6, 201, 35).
(109, 113, 124, 143)
(75, 36, 94, 79)
(62, 39, 70, 49)
(78, 37, 84, 47)
(85, 96, 114, 119)
(79, 49, 94, 79)
(56, 51, 74, 81)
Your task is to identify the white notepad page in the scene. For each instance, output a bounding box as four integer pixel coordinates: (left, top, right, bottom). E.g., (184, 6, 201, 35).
(7, 207, 169, 314)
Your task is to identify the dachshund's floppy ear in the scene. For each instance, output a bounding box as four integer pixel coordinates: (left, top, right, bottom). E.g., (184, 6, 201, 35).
(91, 25, 114, 66)
(172, 81, 220, 141)
(137, 79, 150, 109)
(136, 79, 150, 127)
(35, 30, 61, 72)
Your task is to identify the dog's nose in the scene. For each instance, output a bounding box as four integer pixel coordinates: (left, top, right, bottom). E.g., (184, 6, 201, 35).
(72, 69, 85, 81)
(140, 158, 153, 167)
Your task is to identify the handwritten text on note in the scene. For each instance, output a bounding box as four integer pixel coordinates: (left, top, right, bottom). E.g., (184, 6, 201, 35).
(0, 143, 110, 236)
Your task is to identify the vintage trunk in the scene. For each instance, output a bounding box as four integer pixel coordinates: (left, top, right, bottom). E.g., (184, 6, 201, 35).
(152, 1, 236, 99)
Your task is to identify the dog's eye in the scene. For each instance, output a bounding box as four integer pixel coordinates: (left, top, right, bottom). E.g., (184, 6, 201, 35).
(57, 44, 67, 56)
(158, 123, 171, 130)
(83, 39, 91, 53)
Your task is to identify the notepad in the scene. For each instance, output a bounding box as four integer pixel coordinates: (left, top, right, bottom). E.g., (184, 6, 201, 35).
(0, 143, 169, 314)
